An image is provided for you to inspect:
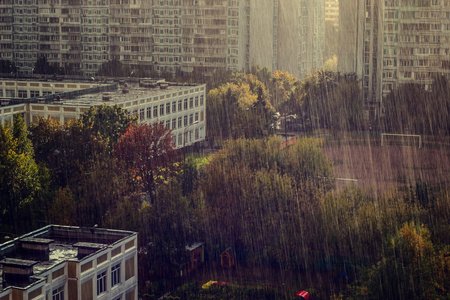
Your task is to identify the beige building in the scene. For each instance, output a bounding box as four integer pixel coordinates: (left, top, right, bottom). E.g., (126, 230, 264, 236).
(338, 0, 450, 121)
(0, 78, 206, 148)
(0, 0, 325, 78)
(0, 225, 138, 300)
(325, 0, 339, 27)
(247, 0, 325, 79)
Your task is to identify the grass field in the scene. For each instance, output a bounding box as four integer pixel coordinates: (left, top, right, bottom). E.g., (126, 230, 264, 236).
(323, 142, 450, 194)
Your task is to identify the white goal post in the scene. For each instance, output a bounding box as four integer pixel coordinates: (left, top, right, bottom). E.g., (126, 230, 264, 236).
(381, 133, 422, 148)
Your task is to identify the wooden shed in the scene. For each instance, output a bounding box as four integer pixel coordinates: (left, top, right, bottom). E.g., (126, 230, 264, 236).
(180, 242, 204, 276)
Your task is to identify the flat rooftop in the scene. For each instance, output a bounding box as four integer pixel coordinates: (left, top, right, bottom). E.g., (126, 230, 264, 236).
(58, 82, 203, 107)
(0, 225, 136, 291)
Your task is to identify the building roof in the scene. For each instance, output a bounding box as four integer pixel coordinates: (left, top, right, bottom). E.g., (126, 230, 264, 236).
(60, 81, 202, 107)
(0, 225, 136, 292)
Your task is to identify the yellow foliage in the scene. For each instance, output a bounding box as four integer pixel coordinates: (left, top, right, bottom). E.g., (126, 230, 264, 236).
(399, 222, 434, 263)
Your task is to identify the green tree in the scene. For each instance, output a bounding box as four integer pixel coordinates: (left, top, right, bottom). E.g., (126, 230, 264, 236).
(361, 223, 443, 299)
(384, 76, 450, 135)
(96, 60, 132, 77)
(29, 118, 108, 188)
(207, 79, 275, 140)
(28, 117, 131, 226)
(80, 104, 137, 150)
(0, 59, 17, 74)
(198, 136, 334, 268)
(295, 71, 363, 131)
(33, 55, 64, 75)
(144, 179, 199, 276)
(0, 115, 41, 233)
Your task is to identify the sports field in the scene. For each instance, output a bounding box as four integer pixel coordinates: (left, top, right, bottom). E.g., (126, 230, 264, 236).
(323, 143, 450, 194)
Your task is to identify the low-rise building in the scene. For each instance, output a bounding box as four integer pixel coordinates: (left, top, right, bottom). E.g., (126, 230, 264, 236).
(0, 225, 138, 300)
(0, 78, 207, 149)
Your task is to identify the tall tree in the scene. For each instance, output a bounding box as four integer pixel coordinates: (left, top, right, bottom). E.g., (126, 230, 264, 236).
(0, 115, 41, 233)
(33, 55, 64, 75)
(80, 104, 137, 150)
(198, 136, 334, 267)
(384, 76, 450, 135)
(0, 59, 17, 74)
(114, 122, 180, 203)
(96, 60, 131, 77)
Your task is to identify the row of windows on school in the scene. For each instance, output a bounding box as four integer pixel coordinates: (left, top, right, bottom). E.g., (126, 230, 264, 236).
(130, 94, 205, 127)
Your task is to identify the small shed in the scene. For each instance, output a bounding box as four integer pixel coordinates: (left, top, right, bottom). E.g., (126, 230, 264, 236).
(180, 242, 204, 276)
(220, 247, 235, 268)
(186, 242, 204, 272)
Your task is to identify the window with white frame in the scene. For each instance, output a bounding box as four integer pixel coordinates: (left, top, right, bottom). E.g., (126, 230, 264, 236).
(52, 286, 64, 300)
(111, 263, 121, 287)
(97, 270, 107, 295)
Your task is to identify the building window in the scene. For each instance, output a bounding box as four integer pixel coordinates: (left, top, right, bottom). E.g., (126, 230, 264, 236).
(172, 118, 176, 129)
(194, 112, 198, 122)
(178, 133, 182, 145)
(18, 90, 27, 98)
(200, 95, 204, 106)
(52, 286, 64, 300)
(183, 115, 187, 127)
(189, 114, 193, 125)
(153, 106, 158, 117)
(166, 103, 170, 114)
(111, 263, 120, 287)
(160, 104, 164, 116)
(178, 117, 182, 128)
(147, 107, 151, 119)
(139, 108, 144, 120)
(172, 101, 176, 112)
(183, 99, 188, 110)
(195, 96, 199, 107)
(189, 97, 193, 108)
(30, 90, 39, 98)
(166, 120, 170, 128)
(97, 270, 107, 295)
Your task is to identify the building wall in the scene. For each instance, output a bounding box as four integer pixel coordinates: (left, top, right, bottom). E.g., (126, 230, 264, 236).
(278, 0, 301, 77)
(150, 0, 181, 73)
(181, 0, 228, 76)
(339, 0, 450, 121)
(0, 226, 138, 300)
(325, 0, 339, 27)
(0, 80, 207, 149)
(248, 0, 275, 73)
(0, 0, 326, 78)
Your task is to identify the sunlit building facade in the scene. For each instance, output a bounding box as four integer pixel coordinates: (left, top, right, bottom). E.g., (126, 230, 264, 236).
(0, 0, 325, 78)
(0, 225, 138, 300)
(325, 0, 339, 27)
(0, 78, 206, 148)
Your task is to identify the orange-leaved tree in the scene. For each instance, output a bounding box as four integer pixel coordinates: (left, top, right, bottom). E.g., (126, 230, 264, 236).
(114, 122, 180, 204)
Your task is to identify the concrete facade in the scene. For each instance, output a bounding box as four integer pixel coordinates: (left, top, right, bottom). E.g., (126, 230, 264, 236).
(0, 78, 207, 148)
(0, 225, 138, 300)
(338, 0, 450, 121)
(0, 0, 325, 79)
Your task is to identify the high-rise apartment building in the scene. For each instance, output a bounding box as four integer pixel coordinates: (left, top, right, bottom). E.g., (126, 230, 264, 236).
(151, 0, 181, 73)
(325, 0, 339, 27)
(248, 0, 325, 79)
(181, 0, 228, 76)
(0, 0, 325, 79)
(339, 0, 450, 121)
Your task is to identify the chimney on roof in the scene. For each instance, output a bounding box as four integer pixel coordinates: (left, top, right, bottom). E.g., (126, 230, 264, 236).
(74, 242, 106, 260)
(0, 258, 38, 285)
(20, 238, 54, 261)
